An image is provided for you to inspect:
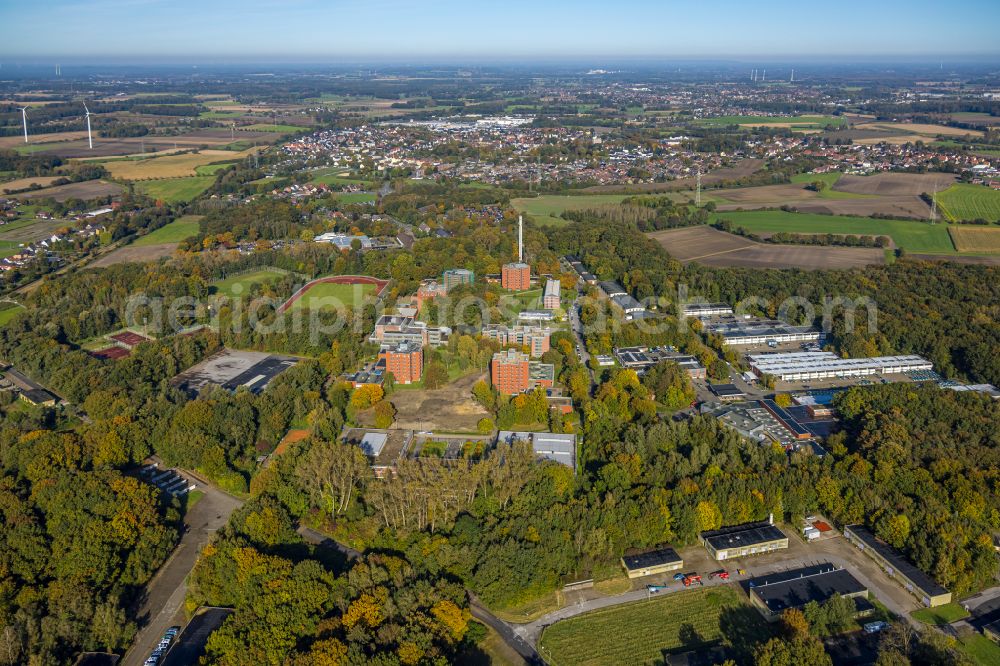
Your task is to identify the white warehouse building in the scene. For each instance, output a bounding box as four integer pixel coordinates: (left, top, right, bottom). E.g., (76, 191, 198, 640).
(748, 352, 933, 382)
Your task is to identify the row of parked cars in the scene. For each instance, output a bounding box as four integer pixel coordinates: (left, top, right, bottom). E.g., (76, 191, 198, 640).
(140, 464, 195, 497)
(144, 626, 180, 665)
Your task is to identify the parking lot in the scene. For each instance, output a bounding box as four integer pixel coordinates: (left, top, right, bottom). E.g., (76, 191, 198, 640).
(561, 525, 921, 625)
(140, 464, 195, 497)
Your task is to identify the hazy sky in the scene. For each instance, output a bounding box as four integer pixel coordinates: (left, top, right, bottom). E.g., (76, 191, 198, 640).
(2, 0, 999, 60)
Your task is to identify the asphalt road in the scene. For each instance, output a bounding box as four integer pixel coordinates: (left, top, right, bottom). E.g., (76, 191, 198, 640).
(469, 596, 544, 665)
(121, 472, 244, 666)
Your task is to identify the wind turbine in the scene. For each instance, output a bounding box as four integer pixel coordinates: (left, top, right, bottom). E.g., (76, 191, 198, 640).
(19, 107, 28, 144)
(83, 101, 93, 150)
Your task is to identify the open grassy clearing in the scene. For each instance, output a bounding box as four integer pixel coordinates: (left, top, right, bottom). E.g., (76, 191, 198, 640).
(539, 587, 770, 666)
(936, 183, 1000, 222)
(711, 210, 955, 253)
(308, 168, 372, 187)
(334, 192, 376, 204)
(948, 226, 1000, 253)
(135, 176, 215, 204)
(0, 303, 26, 327)
(958, 633, 1000, 665)
(211, 269, 288, 297)
(133, 215, 203, 246)
(911, 603, 969, 625)
(288, 282, 375, 311)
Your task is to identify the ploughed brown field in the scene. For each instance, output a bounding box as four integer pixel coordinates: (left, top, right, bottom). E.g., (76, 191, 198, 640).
(12, 180, 123, 202)
(0, 131, 91, 148)
(581, 159, 764, 193)
(713, 172, 953, 219)
(648, 225, 885, 269)
(832, 172, 958, 196)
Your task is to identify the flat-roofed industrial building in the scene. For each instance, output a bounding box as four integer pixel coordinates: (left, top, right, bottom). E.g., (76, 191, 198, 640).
(703, 318, 819, 346)
(747, 563, 870, 620)
(621, 547, 684, 578)
(543, 278, 561, 309)
(844, 525, 951, 607)
(700, 519, 789, 561)
(680, 302, 734, 318)
(748, 352, 933, 382)
(614, 346, 706, 379)
(497, 430, 576, 471)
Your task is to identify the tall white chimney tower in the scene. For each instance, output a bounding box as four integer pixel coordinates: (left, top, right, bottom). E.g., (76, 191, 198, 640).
(518, 215, 523, 262)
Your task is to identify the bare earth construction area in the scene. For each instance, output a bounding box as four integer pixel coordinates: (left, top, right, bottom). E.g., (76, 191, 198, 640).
(649, 225, 885, 269)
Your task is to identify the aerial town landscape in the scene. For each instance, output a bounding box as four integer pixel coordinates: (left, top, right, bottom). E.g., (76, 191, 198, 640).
(1, 1, 1000, 665)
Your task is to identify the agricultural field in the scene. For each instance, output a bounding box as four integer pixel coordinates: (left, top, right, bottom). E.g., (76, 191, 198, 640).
(855, 121, 984, 139)
(91, 244, 178, 267)
(709, 210, 955, 253)
(11, 180, 124, 203)
(935, 184, 1000, 222)
(512, 194, 643, 226)
(211, 268, 288, 297)
(539, 587, 770, 666)
(948, 226, 1000, 253)
(99, 149, 252, 179)
(650, 224, 886, 269)
(135, 176, 215, 203)
(241, 124, 308, 133)
(0, 175, 64, 193)
(695, 115, 846, 130)
(133, 215, 203, 246)
(0, 131, 89, 149)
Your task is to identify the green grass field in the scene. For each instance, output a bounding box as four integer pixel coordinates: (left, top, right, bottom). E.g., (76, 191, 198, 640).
(212, 269, 288, 297)
(958, 633, 1000, 666)
(710, 210, 956, 253)
(242, 124, 308, 133)
(288, 281, 375, 311)
(194, 162, 234, 176)
(539, 587, 770, 666)
(695, 115, 847, 129)
(133, 215, 203, 246)
(911, 603, 970, 626)
(308, 168, 372, 187)
(935, 183, 1000, 222)
(513, 194, 642, 226)
(334, 192, 376, 204)
(0, 303, 26, 327)
(199, 110, 243, 119)
(136, 176, 215, 204)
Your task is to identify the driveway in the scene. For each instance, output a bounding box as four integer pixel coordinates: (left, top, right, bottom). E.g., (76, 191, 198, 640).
(121, 470, 244, 666)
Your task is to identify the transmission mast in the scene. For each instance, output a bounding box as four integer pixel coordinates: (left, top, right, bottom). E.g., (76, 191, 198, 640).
(696, 170, 702, 205)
